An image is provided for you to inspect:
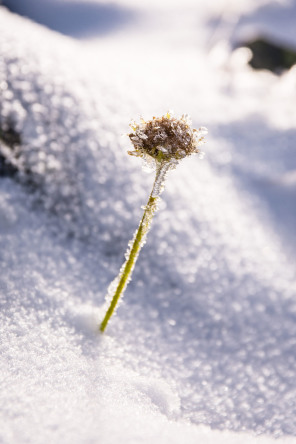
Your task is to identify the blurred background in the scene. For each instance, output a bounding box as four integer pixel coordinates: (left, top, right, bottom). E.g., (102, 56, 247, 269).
(1, 0, 296, 251)
(2, 0, 296, 70)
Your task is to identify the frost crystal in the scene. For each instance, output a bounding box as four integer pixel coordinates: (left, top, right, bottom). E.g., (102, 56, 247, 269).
(128, 111, 207, 166)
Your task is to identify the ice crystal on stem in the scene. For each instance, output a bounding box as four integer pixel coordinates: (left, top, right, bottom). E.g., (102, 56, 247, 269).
(100, 112, 207, 333)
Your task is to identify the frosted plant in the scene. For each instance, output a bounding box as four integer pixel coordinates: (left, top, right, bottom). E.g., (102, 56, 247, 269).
(100, 111, 207, 332)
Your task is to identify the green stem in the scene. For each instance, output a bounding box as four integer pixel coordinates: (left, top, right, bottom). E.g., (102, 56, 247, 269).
(100, 163, 169, 332)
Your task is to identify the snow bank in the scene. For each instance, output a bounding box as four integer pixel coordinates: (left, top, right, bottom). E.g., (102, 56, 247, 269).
(1, 2, 296, 443)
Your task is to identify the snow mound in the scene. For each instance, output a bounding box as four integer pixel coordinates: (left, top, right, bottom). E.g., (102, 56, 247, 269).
(1, 2, 296, 443)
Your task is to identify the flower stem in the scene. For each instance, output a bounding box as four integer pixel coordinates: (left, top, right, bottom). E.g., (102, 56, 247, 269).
(100, 162, 169, 333)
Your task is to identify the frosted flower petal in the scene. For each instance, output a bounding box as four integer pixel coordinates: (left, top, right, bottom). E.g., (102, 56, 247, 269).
(128, 112, 207, 165)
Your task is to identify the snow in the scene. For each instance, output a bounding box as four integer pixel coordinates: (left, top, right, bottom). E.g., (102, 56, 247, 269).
(1, 1, 296, 443)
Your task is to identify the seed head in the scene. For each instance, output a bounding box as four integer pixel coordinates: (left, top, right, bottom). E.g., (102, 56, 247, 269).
(128, 111, 207, 166)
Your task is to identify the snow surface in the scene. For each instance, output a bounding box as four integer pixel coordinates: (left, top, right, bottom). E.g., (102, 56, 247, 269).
(1, 0, 296, 443)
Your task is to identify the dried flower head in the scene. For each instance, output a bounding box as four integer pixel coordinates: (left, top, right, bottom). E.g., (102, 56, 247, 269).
(128, 111, 207, 166)
(100, 112, 208, 333)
